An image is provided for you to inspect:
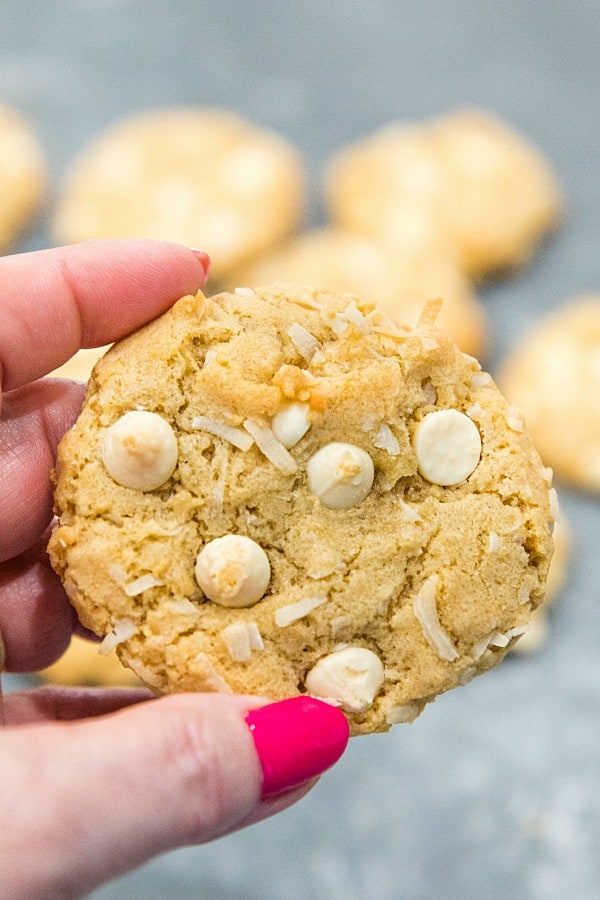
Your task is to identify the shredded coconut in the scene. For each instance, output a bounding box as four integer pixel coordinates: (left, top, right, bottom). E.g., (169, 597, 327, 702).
(399, 498, 421, 522)
(372, 423, 400, 455)
(288, 294, 323, 311)
(166, 598, 198, 615)
(471, 371, 492, 388)
(543, 466, 554, 486)
(343, 300, 371, 334)
(194, 652, 232, 693)
(122, 655, 164, 688)
(287, 322, 322, 362)
(458, 665, 478, 685)
(386, 703, 420, 724)
(99, 618, 137, 655)
(192, 415, 254, 451)
(203, 347, 219, 367)
(487, 531, 503, 553)
(548, 487, 560, 522)
(243, 418, 298, 473)
(330, 614, 352, 639)
(308, 562, 345, 579)
(275, 595, 328, 627)
(124, 574, 164, 597)
(234, 287, 255, 298)
(506, 406, 524, 432)
(319, 307, 348, 336)
(413, 575, 458, 662)
(420, 336, 439, 352)
(383, 667, 403, 682)
(221, 621, 264, 661)
(417, 297, 442, 328)
(467, 402, 483, 419)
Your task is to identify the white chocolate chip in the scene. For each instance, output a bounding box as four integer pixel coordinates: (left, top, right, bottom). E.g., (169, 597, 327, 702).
(194, 535, 270, 608)
(271, 402, 311, 449)
(306, 442, 374, 509)
(305, 647, 384, 712)
(413, 410, 482, 486)
(102, 410, 178, 491)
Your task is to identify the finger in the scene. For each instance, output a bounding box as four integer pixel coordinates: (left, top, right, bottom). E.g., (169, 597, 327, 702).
(0, 695, 349, 898)
(0, 530, 76, 670)
(0, 239, 209, 394)
(0, 378, 84, 564)
(4, 685, 154, 724)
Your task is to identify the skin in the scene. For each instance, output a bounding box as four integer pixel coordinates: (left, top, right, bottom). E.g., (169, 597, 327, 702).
(0, 240, 313, 899)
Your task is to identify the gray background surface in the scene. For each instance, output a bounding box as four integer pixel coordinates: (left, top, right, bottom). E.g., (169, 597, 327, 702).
(2, 2, 600, 898)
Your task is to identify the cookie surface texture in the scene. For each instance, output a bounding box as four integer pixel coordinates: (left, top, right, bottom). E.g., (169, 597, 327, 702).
(0, 104, 46, 250)
(499, 296, 600, 492)
(49, 285, 554, 734)
(326, 108, 561, 278)
(227, 227, 488, 359)
(52, 107, 305, 280)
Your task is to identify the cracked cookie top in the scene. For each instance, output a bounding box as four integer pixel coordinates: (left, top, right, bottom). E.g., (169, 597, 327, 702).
(49, 284, 554, 734)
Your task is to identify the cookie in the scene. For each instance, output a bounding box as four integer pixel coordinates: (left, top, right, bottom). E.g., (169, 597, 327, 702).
(510, 511, 570, 654)
(52, 107, 305, 281)
(498, 297, 600, 492)
(39, 635, 142, 687)
(0, 103, 46, 250)
(48, 285, 554, 735)
(326, 108, 561, 278)
(226, 228, 488, 358)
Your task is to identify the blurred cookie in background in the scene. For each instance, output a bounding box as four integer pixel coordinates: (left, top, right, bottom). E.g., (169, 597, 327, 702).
(326, 108, 561, 279)
(226, 227, 488, 358)
(511, 511, 571, 655)
(0, 103, 46, 251)
(498, 296, 600, 492)
(39, 635, 142, 687)
(52, 106, 306, 281)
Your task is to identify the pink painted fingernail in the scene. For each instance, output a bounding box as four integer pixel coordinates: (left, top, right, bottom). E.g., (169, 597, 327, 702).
(189, 248, 211, 279)
(245, 696, 349, 798)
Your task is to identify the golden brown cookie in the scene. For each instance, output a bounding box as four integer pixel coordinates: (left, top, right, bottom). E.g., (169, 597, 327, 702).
(52, 107, 305, 281)
(326, 109, 561, 278)
(49, 285, 553, 735)
(226, 228, 487, 358)
(510, 510, 570, 654)
(39, 636, 142, 687)
(499, 297, 600, 492)
(0, 103, 46, 250)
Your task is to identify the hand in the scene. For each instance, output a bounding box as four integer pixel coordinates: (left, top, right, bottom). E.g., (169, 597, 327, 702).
(0, 241, 348, 899)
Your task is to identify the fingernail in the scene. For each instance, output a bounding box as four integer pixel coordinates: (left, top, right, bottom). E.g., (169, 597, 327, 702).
(189, 248, 211, 279)
(245, 696, 349, 798)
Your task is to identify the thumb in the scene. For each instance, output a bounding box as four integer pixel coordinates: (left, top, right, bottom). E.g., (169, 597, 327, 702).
(1, 693, 348, 899)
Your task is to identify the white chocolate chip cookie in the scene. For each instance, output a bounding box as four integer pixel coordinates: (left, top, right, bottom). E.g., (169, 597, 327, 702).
(226, 227, 488, 358)
(0, 103, 46, 250)
(499, 296, 600, 492)
(326, 109, 561, 278)
(49, 285, 553, 734)
(52, 106, 305, 281)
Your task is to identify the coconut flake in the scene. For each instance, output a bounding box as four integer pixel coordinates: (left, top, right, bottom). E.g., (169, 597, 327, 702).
(234, 287, 256, 298)
(383, 667, 403, 682)
(167, 598, 198, 615)
(506, 406, 524, 432)
(275, 595, 328, 627)
(203, 347, 219, 367)
(194, 652, 232, 693)
(343, 300, 371, 334)
(488, 631, 510, 648)
(243, 418, 298, 474)
(467, 402, 483, 419)
(420, 336, 439, 352)
(319, 307, 348, 336)
(399, 498, 421, 522)
(124, 574, 164, 597)
(386, 703, 420, 724)
(99, 618, 137, 655)
(471, 371, 492, 389)
(548, 487, 560, 522)
(221, 621, 264, 662)
(543, 466, 554, 487)
(487, 531, 503, 553)
(417, 297, 443, 328)
(107, 563, 127, 586)
(192, 415, 254, 451)
(287, 322, 322, 362)
(122, 655, 164, 688)
(413, 575, 458, 662)
(372, 423, 400, 455)
(361, 413, 380, 432)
